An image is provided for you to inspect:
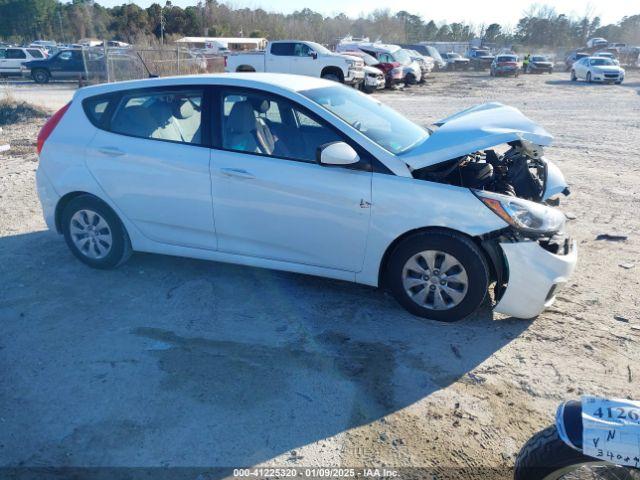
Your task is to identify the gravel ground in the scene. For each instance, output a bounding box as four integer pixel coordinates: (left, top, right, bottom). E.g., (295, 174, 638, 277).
(1, 71, 639, 478)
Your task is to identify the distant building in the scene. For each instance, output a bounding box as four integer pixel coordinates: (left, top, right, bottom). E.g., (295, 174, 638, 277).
(176, 37, 267, 53)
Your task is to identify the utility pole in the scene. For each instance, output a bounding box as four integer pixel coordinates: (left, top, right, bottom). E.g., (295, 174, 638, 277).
(57, 10, 64, 43)
(160, 6, 165, 46)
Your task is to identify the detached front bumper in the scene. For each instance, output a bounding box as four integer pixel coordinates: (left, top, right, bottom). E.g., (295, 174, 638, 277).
(494, 238, 578, 319)
(364, 73, 385, 90)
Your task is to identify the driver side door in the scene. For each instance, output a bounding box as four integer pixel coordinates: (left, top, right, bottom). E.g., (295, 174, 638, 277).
(290, 43, 318, 77)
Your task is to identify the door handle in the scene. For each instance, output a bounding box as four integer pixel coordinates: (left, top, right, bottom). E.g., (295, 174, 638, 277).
(220, 167, 255, 179)
(97, 147, 125, 157)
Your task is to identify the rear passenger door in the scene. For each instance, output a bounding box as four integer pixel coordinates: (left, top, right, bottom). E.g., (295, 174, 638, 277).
(267, 42, 294, 73)
(84, 86, 217, 250)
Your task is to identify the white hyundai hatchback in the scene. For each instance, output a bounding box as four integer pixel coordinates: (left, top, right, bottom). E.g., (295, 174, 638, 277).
(36, 73, 577, 321)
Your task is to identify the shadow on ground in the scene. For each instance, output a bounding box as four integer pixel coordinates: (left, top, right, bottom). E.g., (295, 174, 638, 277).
(0, 230, 531, 474)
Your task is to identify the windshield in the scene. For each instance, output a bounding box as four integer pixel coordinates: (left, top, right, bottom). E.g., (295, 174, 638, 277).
(393, 49, 412, 65)
(531, 56, 547, 61)
(306, 42, 331, 55)
(497, 56, 517, 62)
(449, 53, 461, 59)
(476, 50, 490, 56)
(301, 86, 429, 155)
(590, 58, 614, 66)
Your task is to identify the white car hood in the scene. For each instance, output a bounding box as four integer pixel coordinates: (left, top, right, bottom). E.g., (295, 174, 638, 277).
(399, 102, 553, 170)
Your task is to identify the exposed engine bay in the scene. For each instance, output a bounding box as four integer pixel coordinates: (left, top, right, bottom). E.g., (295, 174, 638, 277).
(413, 141, 566, 203)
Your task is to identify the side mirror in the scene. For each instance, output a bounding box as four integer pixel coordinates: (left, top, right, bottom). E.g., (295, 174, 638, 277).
(310, 51, 318, 60)
(317, 142, 360, 166)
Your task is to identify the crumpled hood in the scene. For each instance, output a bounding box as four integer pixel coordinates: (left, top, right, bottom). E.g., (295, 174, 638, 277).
(399, 102, 553, 170)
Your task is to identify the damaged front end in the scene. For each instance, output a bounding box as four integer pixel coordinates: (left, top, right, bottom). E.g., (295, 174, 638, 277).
(403, 102, 577, 318)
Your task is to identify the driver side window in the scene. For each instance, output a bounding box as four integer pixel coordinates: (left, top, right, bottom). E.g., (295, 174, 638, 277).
(220, 90, 344, 163)
(294, 43, 312, 57)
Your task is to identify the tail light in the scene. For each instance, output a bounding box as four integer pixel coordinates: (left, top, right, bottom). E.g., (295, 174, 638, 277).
(37, 102, 71, 155)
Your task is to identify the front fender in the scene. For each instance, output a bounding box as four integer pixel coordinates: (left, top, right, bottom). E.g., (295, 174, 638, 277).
(355, 174, 508, 286)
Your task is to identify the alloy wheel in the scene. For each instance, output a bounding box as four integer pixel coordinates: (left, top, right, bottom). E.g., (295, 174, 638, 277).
(402, 250, 468, 310)
(69, 209, 113, 259)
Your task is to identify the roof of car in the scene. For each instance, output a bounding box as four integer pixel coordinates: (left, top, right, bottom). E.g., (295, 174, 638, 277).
(73, 73, 334, 100)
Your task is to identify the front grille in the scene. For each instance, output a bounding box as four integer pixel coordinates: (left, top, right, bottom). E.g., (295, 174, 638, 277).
(604, 73, 618, 78)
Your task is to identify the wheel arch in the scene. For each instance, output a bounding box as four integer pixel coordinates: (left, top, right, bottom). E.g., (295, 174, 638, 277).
(55, 191, 114, 233)
(235, 65, 256, 72)
(320, 66, 344, 82)
(377, 226, 499, 288)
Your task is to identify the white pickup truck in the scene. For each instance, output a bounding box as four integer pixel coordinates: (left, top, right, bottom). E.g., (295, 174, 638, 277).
(225, 40, 365, 85)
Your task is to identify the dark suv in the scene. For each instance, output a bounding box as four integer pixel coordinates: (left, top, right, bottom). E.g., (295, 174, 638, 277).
(466, 49, 495, 70)
(24, 49, 87, 83)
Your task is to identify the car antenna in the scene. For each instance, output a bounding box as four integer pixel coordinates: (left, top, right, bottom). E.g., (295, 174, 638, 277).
(136, 51, 159, 78)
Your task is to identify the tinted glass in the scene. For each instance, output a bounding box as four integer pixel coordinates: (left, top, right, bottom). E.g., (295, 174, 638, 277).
(83, 94, 113, 127)
(110, 89, 203, 144)
(270, 43, 295, 56)
(7, 49, 27, 59)
(27, 49, 44, 58)
(0, 50, 5, 59)
(221, 90, 343, 162)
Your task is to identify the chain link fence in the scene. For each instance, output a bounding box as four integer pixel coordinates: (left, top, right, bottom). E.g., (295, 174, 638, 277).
(81, 45, 225, 85)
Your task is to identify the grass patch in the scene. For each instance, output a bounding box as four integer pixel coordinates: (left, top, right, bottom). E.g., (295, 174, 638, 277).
(0, 93, 49, 126)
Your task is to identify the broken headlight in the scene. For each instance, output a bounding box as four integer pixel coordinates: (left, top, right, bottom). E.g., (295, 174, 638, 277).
(474, 190, 565, 235)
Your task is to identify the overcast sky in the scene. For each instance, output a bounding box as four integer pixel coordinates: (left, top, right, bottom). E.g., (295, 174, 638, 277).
(96, 0, 634, 26)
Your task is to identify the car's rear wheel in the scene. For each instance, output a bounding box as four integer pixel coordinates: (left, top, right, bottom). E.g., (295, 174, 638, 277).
(61, 195, 132, 269)
(32, 69, 50, 84)
(385, 230, 489, 322)
(570, 70, 577, 81)
(586, 72, 592, 83)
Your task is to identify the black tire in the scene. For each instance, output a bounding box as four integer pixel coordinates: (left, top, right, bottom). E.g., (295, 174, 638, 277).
(570, 70, 577, 81)
(586, 72, 592, 83)
(32, 69, 50, 84)
(385, 230, 489, 322)
(404, 72, 416, 86)
(61, 195, 132, 269)
(514, 425, 635, 480)
(321, 71, 343, 83)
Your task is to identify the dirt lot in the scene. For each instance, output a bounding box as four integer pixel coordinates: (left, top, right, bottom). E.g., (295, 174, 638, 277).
(1, 71, 639, 478)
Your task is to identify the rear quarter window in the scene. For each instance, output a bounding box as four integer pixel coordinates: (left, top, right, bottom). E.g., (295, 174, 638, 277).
(82, 94, 114, 127)
(27, 49, 44, 58)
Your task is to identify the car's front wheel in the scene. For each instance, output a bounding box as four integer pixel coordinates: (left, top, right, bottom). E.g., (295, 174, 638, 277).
(385, 230, 489, 322)
(61, 195, 132, 269)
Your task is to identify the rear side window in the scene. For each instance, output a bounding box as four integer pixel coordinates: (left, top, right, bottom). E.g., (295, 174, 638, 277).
(83, 94, 113, 127)
(270, 43, 295, 56)
(7, 49, 27, 59)
(28, 49, 44, 58)
(109, 89, 203, 145)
